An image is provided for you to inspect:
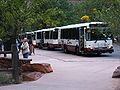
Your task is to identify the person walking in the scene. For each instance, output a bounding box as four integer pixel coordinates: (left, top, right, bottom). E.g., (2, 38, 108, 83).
(28, 39, 35, 55)
(21, 38, 30, 58)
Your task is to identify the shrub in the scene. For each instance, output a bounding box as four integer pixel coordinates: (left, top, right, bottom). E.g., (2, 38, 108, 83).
(0, 73, 13, 85)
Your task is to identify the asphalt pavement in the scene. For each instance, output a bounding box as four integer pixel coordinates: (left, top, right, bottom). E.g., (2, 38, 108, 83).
(0, 44, 120, 90)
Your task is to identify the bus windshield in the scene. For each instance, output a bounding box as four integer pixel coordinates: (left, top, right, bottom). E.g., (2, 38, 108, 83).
(85, 28, 112, 41)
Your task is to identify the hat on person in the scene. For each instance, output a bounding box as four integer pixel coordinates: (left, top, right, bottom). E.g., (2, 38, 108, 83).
(23, 38, 28, 42)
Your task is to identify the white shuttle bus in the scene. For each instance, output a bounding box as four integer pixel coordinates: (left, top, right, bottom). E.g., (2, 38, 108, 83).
(34, 28, 61, 49)
(56, 22, 114, 55)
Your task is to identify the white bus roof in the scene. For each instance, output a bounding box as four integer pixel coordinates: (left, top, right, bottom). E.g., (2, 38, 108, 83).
(25, 32, 34, 34)
(34, 22, 105, 32)
(56, 22, 105, 30)
(34, 28, 55, 32)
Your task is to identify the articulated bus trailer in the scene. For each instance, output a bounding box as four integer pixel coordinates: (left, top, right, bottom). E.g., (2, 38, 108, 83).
(34, 28, 61, 49)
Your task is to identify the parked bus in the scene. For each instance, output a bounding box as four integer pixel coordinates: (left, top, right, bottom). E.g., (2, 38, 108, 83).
(34, 28, 61, 49)
(55, 22, 114, 55)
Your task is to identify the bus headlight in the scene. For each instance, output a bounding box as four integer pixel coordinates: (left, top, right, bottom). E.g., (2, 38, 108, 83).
(107, 46, 113, 49)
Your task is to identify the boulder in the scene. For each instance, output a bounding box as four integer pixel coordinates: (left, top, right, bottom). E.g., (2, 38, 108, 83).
(112, 68, 120, 78)
(117, 66, 120, 69)
(22, 64, 33, 72)
(22, 72, 43, 81)
(0, 57, 32, 68)
(31, 63, 53, 73)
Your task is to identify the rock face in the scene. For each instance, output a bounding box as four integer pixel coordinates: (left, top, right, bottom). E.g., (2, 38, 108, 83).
(31, 63, 53, 73)
(22, 72, 43, 81)
(112, 66, 120, 78)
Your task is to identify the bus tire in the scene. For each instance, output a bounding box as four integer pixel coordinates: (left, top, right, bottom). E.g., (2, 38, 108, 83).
(64, 46, 68, 53)
(38, 44, 43, 49)
(76, 47, 79, 55)
(48, 45, 54, 50)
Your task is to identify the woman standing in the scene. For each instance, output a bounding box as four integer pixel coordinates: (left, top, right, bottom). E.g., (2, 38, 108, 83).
(21, 38, 30, 58)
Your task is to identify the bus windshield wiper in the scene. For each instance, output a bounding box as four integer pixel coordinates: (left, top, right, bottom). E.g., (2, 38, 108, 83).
(104, 39, 107, 42)
(94, 39, 98, 43)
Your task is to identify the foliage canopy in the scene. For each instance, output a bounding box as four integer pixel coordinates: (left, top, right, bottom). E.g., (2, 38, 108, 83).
(0, 0, 120, 39)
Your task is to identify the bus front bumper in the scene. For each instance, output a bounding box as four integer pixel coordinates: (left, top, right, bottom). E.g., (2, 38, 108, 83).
(84, 48, 114, 54)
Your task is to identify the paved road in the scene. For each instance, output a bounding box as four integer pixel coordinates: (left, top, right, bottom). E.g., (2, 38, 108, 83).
(0, 44, 120, 90)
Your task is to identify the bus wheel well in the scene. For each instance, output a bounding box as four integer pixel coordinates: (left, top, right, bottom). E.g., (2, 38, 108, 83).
(75, 46, 79, 55)
(64, 45, 68, 53)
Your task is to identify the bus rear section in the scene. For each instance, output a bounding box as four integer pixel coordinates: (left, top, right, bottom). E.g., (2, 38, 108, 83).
(43, 29, 61, 49)
(35, 28, 61, 49)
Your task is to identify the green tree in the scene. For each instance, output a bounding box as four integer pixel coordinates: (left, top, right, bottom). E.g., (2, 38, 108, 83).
(0, 0, 65, 38)
(73, 0, 120, 35)
(0, 0, 36, 40)
(55, 0, 78, 25)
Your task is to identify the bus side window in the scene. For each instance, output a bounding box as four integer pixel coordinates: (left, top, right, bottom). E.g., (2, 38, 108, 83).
(37, 32, 41, 39)
(45, 31, 49, 39)
(53, 30, 58, 39)
(50, 31, 53, 39)
(61, 29, 69, 39)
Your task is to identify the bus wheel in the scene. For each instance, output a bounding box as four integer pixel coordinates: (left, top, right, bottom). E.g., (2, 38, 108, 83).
(64, 46, 68, 53)
(48, 45, 54, 50)
(39, 44, 43, 49)
(76, 48, 79, 55)
(48, 44, 51, 49)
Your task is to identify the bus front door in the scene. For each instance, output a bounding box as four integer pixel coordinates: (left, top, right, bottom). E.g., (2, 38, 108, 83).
(79, 27, 85, 53)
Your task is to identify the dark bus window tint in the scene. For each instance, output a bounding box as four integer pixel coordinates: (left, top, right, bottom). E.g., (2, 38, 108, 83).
(70, 29, 74, 39)
(37, 32, 41, 39)
(61, 29, 63, 39)
(71, 28, 79, 39)
(53, 30, 58, 39)
(27, 34, 32, 40)
(89, 24, 108, 27)
(50, 31, 53, 39)
(61, 28, 79, 39)
(68, 29, 71, 39)
(32, 35, 35, 40)
(61, 29, 69, 39)
(45, 31, 49, 39)
(76, 28, 79, 39)
(41, 32, 44, 39)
